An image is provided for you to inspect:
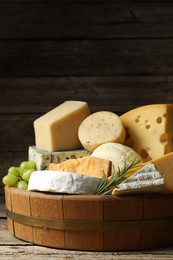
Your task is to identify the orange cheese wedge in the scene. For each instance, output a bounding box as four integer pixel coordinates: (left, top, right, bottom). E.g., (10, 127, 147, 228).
(48, 156, 112, 178)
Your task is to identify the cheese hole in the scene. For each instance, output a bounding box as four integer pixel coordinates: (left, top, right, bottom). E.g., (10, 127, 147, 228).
(135, 115, 141, 123)
(156, 117, 162, 124)
(139, 149, 149, 159)
(160, 133, 168, 144)
(145, 125, 150, 129)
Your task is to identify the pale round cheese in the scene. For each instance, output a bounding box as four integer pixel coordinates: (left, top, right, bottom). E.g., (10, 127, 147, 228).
(78, 111, 126, 152)
(91, 142, 142, 171)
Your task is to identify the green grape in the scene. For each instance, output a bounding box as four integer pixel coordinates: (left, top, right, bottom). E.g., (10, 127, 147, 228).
(22, 169, 35, 182)
(16, 180, 28, 190)
(27, 160, 36, 170)
(17, 167, 23, 177)
(2, 159, 37, 189)
(8, 166, 20, 177)
(20, 161, 30, 172)
(2, 174, 18, 187)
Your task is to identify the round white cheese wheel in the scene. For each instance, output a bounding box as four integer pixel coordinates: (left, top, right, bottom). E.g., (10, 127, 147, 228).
(91, 142, 142, 171)
(78, 111, 126, 152)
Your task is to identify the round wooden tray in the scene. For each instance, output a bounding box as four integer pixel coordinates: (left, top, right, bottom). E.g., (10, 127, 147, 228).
(4, 186, 173, 251)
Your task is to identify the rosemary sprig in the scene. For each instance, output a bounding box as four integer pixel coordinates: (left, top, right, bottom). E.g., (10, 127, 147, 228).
(95, 159, 141, 195)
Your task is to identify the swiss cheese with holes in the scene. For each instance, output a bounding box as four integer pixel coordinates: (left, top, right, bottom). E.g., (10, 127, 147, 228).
(120, 104, 173, 162)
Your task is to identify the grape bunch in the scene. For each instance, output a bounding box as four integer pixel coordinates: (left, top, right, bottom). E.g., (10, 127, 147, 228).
(2, 160, 36, 190)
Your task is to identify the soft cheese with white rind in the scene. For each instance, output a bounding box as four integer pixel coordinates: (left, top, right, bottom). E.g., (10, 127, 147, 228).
(120, 104, 173, 162)
(91, 142, 142, 172)
(112, 162, 165, 195)
(28, 170, 101, 195)
(28, 146, 91, 170)
(78, 111, 126, 152)
(34, 100, 90, 152)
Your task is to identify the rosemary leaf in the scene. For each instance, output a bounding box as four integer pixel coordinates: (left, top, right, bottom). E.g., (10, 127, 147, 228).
(95, 171, 107, 194)
(95, 159, 141, 195)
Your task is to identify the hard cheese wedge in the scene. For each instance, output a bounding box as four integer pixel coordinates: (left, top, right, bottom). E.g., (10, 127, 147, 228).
(28, 146, 91, 170)
(153, 152, 173, 193)
(113, 152, 173, 195)
(28, 170, 101, 195)
(34, 100, 90, 152)
(120, 104, 173, 162)
(48, 156, 112, 178)
(112, 162, 165, 195)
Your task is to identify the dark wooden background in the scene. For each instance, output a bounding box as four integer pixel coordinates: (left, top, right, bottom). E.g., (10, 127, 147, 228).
(1, 0, 173, 199)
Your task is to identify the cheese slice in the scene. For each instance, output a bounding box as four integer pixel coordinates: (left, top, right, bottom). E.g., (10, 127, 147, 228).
(91, 142, 142, 172)
(112, 162, 165, 195)
(28, 170, 101, 195)
(34, 101, 90, 152)
(48, 156, 112, 178)
(78, 111, 125, 152)
(120, 104, 173, 162)
(153, 152, 173, 193)
(113, 152, 173, 195)
(28, 146, 91, 170)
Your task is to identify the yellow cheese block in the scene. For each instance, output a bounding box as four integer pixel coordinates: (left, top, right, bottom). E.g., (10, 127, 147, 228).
(153, 152, 173, 193)
(120, 104, 173, 162)
(78, 111, 126, 152)
(34, 101, 90, 152)
(48, 156, 112, 178)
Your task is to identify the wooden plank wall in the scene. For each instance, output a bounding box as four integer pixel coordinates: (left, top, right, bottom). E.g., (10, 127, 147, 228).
(1, 0, 173, 198)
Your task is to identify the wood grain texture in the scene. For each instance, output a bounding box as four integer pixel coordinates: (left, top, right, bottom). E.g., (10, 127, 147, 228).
(1, 40, 173, 76)
(1, 229, 173, 260)
(10, 189, 33, 243)
(0, 76, 172, 114)
(0, 2, 173, 39)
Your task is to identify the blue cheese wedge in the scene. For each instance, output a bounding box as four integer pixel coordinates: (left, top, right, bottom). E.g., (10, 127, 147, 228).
(28, 146, 91, 170)
(28, 170, 100, 195)
(112, 162, 165, 195)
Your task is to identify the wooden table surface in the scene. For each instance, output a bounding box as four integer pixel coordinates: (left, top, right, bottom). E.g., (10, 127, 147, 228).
(1, 202, 173, 260)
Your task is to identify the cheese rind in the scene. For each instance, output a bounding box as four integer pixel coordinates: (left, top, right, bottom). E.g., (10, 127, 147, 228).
(34, 101, 90, 152)
(120, 104, 173, 162)
(153, 152, 173, 193)
(28, 146, 91, 170)
(78, 111, 126, 152)
(91, 142, 142, 172)
(28, 170, 101, 195)
(113, 152, 173, 195)
(48, 156, 112, 178)
(112, 162, 165, 195)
